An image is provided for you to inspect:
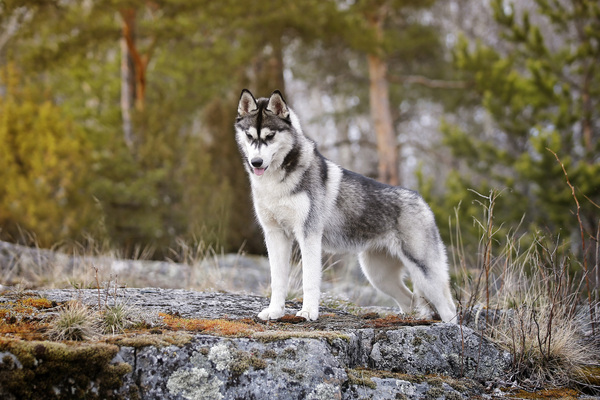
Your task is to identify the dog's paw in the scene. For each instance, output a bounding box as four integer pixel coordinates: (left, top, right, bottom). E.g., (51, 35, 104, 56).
(296, 308, 319, 321)
(257, 307, 285, 321)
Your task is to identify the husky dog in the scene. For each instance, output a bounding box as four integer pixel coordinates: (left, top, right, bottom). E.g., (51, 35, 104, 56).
(235, 89, 457, 323)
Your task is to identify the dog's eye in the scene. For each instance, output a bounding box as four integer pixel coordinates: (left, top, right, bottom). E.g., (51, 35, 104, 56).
(246, 133, 253, 141)
(265, 132, 275, 140)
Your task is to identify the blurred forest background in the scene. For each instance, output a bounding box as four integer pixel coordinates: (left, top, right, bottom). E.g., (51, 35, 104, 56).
(0, 0, 598, 261)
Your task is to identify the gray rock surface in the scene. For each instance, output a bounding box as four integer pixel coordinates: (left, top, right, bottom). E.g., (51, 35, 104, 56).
(0, 288, 511, 400)
(0, 240, 270, 291)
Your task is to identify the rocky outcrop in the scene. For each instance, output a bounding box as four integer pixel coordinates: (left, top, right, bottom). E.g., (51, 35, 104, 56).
(0, 240, 270, 291)
(0, 289, 511, 399)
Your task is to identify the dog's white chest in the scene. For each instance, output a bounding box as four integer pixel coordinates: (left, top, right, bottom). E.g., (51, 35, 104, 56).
(253, 186, 310, 232)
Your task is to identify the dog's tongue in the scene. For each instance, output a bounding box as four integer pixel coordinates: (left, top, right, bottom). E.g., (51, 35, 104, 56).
(254, 168, 265, 176)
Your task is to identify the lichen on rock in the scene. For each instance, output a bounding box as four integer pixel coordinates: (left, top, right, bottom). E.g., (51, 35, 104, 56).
(207, 342, 233, 371)
(166, 367, 223, 400)
(308, 382, 342, 400)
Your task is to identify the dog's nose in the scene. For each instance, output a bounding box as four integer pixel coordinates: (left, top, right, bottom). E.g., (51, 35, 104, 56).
(251, 157, 263, 167)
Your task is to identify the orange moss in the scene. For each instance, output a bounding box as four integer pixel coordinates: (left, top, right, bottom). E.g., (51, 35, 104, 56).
(365, 314, 434, 328)
(0, 315, 48, 338)
(159, 313, 264, 337)
(508, 388, 579, 399)
(21, 297, 54, 309)
(0, 298, 52, 339)
(0, 303, 34, 318)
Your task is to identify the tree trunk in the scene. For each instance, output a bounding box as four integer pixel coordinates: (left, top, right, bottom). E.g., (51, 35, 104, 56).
(269, 36, 286, 93)
(252, 36, 285, 94)
(120, 8, 147, 112)
(120, 9, 136, 149)
(367, 12, 399, 186)
(582, 66, 594, 155)
(120, 37, 135, 149)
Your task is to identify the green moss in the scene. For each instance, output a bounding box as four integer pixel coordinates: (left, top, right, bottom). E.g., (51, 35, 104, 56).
(425, 386, 445, 399)
(229, 350, 268, 376)
(0, 338, 131, 399)
(345, 367, 480, 395)
(319, 297, 362, 315)
(252, 330, 350, 344)
(412, 336, 423, 347)
(283, 347, 297, 358)
(250, 356, 267, 370)
(262, 349, 277, 359)
(108, 332, 192, 348)
(444, 391, 464, 400)
(346, 368, 377, 389)
(128, 384, 142, 400)
(230, 354, 250, 375)
(347, 367, 426, 384)
(425, 376, 443, 387)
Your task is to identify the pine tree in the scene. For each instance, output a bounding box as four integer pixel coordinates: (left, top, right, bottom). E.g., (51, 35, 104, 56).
(429, 0, 600, 249)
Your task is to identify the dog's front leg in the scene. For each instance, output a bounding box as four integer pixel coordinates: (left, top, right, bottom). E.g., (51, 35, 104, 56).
(296, 234, 322, 321)
(258, 228, 292, 321)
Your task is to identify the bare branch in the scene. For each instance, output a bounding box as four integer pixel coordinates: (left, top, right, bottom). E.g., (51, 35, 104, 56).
(548, 147, 596, 335)
(388, 74, 471, 89)
(0, 7, 35, 51)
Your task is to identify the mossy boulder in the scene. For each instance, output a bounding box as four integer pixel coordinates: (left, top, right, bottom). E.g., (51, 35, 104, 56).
(0, 288, 511, 399)
(0, 339, 131, 399)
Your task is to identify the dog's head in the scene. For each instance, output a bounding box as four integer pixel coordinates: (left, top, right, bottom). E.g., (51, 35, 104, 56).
(234, 89, 297, 177)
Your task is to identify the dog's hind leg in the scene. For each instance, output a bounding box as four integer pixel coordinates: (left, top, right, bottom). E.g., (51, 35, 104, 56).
(358, 249, 415, 315)
(396, 243, 457, 323)
(410, 268, 456, 323)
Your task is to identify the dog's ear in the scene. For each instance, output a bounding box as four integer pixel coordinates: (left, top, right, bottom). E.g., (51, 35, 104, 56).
(238, 89, 258, 116)
(266, 90, 289, 119)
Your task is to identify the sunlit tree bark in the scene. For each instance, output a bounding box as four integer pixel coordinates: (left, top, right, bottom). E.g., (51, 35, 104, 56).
(367, 7, 399, 186)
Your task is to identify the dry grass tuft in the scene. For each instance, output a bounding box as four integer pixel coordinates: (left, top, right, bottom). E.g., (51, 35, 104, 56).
(493, 303, 596, 388)
(47, 301, 100, 341)
(102, 302, 138, 335)
(451, 190, 600, 392)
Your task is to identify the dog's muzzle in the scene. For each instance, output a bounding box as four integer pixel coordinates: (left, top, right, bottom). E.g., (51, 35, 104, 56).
(250, 158, 267, 176)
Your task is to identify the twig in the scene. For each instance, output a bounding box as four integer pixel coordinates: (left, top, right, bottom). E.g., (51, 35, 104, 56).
(548, 148, 595, 335)
(93, 266, 101, 311)
(459, 318, 465, 378)
(594, 219, 600, 304)
(531, 309, 546, 363)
